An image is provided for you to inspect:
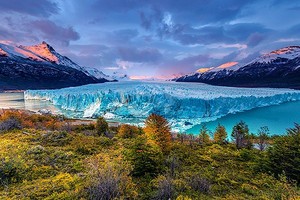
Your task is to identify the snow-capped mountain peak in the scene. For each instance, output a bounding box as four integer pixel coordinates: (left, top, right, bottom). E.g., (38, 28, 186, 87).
(0, 43, 44, 61)
(209, 62, 240, 72)
(196, 67, 213, 73)
(19, 41, 59, 63)
(0, 41, 113, 89)
(111, 72, 130, 81)
(18, 41, 86, 72)
(85, 67, 115, 81)
(1, 41, 114, 80)
(195, 62, 240, 75)
(0, 47, 8, 57)
(175, 45, 300, 88)
(253, 46, 300, 64)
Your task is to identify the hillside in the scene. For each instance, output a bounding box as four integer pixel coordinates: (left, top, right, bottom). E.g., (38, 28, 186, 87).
(0, 110, 299, 199)
(175, 46, 300, 89)
(0, 42, 112, 90)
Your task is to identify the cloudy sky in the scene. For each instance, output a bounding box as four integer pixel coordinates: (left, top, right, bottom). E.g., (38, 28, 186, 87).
(0, 0, 300, 79)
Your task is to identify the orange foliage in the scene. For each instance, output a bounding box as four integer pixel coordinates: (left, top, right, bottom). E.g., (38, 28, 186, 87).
(117, 124, 141, 138)
(0, 110, 63, 130)
(144, 114, 172, 153)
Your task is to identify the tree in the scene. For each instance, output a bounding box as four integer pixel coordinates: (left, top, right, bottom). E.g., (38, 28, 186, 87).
(231, 121, 250, 149)
(144, 114, 172, 153)
(265, 123, 300, 183)
(257, 126, 269, 151)
(189, 174, 211, 194)
(154, 175, 174, 200)
(198, 124, 210, 146)
(213, 123, 227, 144)
(117, 124, 141, 138)
(124, 136, 163, 177)
(96, 117, 108, 136)
(188, 133, 196, 148)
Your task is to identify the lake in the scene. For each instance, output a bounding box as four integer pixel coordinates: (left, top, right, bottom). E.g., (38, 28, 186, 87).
(0, 92, 60, 114)
(187, 100, 300, 135)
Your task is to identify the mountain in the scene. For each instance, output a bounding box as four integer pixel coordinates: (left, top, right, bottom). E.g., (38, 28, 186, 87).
(111, 72, 130, 81)
(85, 67, 115, 81)
(175, 46, 300, 89)
(0, 41, 112, 90)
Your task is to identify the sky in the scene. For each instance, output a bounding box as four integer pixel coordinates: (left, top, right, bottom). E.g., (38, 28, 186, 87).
(0, 0, 300, 79)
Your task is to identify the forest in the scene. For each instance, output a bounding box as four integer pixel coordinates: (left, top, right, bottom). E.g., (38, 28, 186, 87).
(0, 110, 299, 199)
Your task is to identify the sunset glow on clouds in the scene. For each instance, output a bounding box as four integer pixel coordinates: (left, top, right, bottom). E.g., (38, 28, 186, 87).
(0, 0, 300, 78)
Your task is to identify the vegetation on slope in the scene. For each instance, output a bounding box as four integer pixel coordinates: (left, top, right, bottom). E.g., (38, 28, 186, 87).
(0, 110, 299, 199)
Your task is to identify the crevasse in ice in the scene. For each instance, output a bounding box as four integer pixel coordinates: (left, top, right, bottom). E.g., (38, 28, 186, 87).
(24, 81, 300, 132)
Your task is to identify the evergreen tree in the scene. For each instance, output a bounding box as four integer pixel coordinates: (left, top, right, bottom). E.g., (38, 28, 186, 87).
(231, 121, 250, 149)
(257, 126, 269, 151)
(124, 136, 163, 177)
(266, 123, 300, 183)
(144, 113, 172, 153)
(96, 116, 109, 136)
(198, 124, 210, 146)
(213, 123, 227, 144)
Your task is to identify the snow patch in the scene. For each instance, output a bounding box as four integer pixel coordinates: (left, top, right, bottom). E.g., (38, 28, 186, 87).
(253, 46, 300, 64)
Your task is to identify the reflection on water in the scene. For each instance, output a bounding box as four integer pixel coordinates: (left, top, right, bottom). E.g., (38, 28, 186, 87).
(0, 92, 60, 114)
(0, 93, 25, 109)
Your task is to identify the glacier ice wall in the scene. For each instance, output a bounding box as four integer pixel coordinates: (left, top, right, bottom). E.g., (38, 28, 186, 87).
(24, 81, 300, 132)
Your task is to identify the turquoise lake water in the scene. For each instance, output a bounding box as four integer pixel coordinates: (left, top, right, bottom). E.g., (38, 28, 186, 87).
(1, 92, 300, 135)
(187, 100, 300, 135)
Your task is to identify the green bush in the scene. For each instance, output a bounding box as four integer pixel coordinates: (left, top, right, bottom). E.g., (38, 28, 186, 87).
(40, 131, 72, 146)
(0, 158, 22, 186)
(96, 117, 108, 136)
(124, 137, 163, 177)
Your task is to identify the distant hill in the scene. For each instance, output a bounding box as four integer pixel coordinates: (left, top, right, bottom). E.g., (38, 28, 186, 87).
(175, 46, 300, 89)
(0, 41, 113, 90)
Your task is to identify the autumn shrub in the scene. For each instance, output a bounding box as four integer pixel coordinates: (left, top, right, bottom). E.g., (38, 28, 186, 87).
(86, 157, 137, 199)
(45, 119, 62, 130)
(213, 123, 228, 144)
(0, 110, 65, 130)
(117, 124, 141, 138)
(0, 117, 22, 132)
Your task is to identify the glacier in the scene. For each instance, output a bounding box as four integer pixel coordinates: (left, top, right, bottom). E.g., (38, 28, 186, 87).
(24, 81, 300, 132)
